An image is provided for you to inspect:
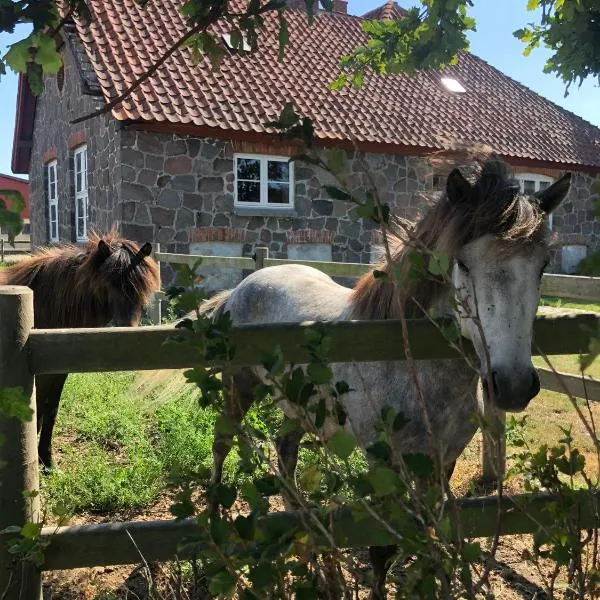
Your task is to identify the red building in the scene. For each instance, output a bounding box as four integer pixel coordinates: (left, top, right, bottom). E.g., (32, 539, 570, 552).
(0, 173, 30, 234)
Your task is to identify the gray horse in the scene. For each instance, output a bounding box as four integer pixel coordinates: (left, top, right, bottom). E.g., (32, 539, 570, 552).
(201, 157, 570, 597)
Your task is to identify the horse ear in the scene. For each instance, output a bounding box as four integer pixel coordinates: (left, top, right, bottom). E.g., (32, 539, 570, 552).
(536, 173, 571, 214)
(97, 240, 111, 261)
(138, 242, 152, 258)
(446, 169, 472, 204)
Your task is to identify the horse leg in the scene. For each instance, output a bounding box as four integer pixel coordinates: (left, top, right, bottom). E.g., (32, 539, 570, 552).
(367, 462, 455, 597)
(276, 424, 304, 509)
(369, 545, 397, 599)
(36, 373, 68, 469)
(210, 369, 257, 506)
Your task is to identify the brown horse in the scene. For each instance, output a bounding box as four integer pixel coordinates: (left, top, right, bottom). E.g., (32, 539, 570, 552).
(0, 230, 160, 467)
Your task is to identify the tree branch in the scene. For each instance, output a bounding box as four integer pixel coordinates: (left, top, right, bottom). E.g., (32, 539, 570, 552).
(70, 11, 224, 125)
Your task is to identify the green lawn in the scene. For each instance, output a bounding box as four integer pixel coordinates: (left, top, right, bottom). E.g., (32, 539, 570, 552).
(42, 371, 221, 514)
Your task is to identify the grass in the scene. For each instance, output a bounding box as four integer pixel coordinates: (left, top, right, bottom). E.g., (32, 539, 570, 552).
(539, 295, 600, 313)
(42, 371, 223, 514)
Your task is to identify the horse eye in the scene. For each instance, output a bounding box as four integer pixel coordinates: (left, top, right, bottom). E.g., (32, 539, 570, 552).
(456, 260, 470, 274)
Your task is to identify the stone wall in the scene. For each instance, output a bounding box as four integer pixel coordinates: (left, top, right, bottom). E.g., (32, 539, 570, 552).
(28, 32, 121, 247)
(118, 129, 435, 284)
(548, 171, 600, 273)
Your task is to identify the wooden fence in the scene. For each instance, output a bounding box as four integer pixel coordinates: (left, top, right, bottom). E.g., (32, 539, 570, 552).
(0, 236, 31, 262)
(153, 246, 600, 405)
(2, 281, 600, 599)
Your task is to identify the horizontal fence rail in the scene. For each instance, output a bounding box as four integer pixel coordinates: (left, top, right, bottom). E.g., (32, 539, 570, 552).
(35, 490, 600, 571)
(27, 313, 600, 375)
(156, 251, 600, 302)
(537, 367, 600, 401)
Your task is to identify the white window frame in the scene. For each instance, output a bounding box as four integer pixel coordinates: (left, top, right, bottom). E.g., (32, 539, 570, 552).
(233, 153, 295, 209)
(74, 145, 88, 242)
(47, 160, 58, 242)
(517, 173, 555, 229)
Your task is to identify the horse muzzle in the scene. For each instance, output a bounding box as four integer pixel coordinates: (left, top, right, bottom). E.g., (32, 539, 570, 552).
(482, 365, 540, 412)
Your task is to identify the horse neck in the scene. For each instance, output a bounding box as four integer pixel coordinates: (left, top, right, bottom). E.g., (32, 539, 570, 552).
(350, 248, 450, 320)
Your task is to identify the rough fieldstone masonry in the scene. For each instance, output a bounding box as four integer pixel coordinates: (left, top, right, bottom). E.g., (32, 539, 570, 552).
(27, 32, 600, 288)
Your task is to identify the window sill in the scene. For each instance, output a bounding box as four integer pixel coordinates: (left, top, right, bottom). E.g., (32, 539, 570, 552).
(234, 206, 297, 217)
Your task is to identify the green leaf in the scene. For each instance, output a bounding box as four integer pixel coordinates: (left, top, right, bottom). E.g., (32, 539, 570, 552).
(403, 452, 434, 477)
(428, 251, 450, 276)
(250, 562, 278, 590)
(366, 440, 392, 463)
(234, 515, 255, 540)
(326, 430, 356, 460)
(369, 466, 400, 496)
(314, 397, 327, 428)
(170, 487, 195, 519)
(462, 541, 482, 562)
(20, 522, 42, 540)
(334, 380, 351, 396)
(299, 463, 322, 493)
(307, 362, 332, 385)
(4, 38, 30, 73)
(214, 483, 237, 509)
(327, 147, 346, 174)
(34, 35, 62, 74)
(323, 185, 351, 201)
(277, 11, 289, 61)
(208, 570, 237, 596)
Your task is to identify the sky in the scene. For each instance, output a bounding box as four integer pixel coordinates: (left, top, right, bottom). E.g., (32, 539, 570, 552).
(0, 0, 598, 177)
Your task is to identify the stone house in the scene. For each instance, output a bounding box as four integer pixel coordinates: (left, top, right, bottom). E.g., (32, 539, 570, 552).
(11, 0, 600, 288)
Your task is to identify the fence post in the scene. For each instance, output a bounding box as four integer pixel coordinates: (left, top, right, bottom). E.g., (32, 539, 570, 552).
(481, 402, 506, 482)
(254, 247, 268, 271)
(149, 243, 162, 325)
(0, 286, 41, 600)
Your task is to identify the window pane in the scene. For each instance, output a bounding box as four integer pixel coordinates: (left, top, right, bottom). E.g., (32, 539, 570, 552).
(523, 180, 535, 194)
(237, 181, 260, 203)
(268, 182, 290, 204)
(267, 160, 289, 182)
(76, 172, 82, 193)
(237, 158, 260, 180)
(50, 205, 56, 221)
(539, 181, 551, 190)
(50, 181, 56, 200)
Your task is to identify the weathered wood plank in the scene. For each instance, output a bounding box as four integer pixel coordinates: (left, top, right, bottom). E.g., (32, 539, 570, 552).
(26, 313, 600, 375)
(37, 490, 600, 570)
(541, 274, 600, 302)
(537, 367, 600, 401)
(0, 287, 41, 600)
(154, 252, 255, 270)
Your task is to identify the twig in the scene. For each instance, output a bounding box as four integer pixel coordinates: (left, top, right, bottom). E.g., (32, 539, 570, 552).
(71, 10, 223, 124)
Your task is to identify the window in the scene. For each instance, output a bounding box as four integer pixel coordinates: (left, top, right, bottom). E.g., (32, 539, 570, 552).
(47, 160, 58, 242)
(517, 173, 554, 229)
(74, 145, 88, 241)
(234, 154, 294, 209)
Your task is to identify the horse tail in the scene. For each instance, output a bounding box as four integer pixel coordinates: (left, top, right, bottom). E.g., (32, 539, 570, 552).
(198, 289, 233, 320)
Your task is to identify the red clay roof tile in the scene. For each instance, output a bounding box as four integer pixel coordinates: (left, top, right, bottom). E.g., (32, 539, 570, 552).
(68, 0, 600, 169)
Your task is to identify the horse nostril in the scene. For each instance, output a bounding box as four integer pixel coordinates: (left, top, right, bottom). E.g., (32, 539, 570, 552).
(529, 369, 541, 398)
(491, 371, 500, 398)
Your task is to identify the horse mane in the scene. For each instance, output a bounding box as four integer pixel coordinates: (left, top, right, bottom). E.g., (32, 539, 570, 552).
(0, 228, 160, 328)
(351, 156, 547, 320)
